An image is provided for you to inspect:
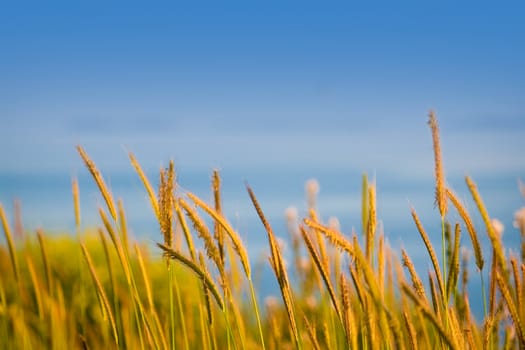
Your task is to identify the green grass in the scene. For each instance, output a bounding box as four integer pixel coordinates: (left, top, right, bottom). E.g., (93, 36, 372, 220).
(1, 114, 525, 349)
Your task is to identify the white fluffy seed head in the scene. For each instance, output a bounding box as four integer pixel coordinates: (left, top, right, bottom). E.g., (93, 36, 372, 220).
(513, 207, 525, 234)
(328, 216, 340, 231)
(285, 206, 298, 223)
(491, 218, 504, 237)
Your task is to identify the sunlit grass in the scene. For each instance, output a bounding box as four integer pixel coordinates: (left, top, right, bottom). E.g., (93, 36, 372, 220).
(1, 113, 525, 349)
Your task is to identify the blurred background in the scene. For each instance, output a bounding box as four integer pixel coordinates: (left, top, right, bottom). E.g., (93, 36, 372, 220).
(1, 2, 524, 315)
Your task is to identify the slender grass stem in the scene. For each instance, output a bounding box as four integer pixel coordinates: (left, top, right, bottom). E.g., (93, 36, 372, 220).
(480, 270, 488, 319)
(172, 264, 190, 350)
(441, 216, 447, 304)
(169, 264, 176, 350)
(248, 279, 266, 350)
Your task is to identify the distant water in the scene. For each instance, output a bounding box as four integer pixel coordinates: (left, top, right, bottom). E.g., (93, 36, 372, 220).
(1, 166, 523, 321)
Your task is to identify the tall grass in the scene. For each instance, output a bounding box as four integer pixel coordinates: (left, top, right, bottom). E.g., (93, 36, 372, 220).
(1, 113, 525, 349)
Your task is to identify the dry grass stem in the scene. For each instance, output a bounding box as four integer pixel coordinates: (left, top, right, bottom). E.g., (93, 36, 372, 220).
(496, 272, 525, 349)
(366, 184, 376, 262)
(302, 315, 321, 350)
(428, 111, 448, 218)
(129, 152, 160, 220)
(212, 170, 225, 266)
(410, 207, 445, 301)
(402, 282, 457, 350)
(158, 161, 175, 249)
(158, 243, 224, 311)
(1, 204, 20, 284)
(403, 310, 418, 350)
(299, 225, 341, 320)
(303, 218, 353, 256)
(72, 178, 81, 233)
(466, 176, 506, 272)
(76, 146, 117, 221)
(80, 242, 119, 345)
(446, 188, 484, 270)
(246, 184, 301, 349)
(178, 197, 222, 275)
(402, 249, 427, 300)
(446, 223, 461, 301)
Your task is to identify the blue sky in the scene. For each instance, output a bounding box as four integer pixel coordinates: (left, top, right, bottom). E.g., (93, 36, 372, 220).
(1, 3, 524, 315)
(1, 2, 524, 214)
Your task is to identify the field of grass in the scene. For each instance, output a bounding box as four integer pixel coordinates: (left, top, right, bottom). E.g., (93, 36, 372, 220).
(1, 113, 525, 349)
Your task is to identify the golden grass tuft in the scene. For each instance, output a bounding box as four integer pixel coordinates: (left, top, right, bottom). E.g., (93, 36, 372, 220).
(1, 113, 525, 349)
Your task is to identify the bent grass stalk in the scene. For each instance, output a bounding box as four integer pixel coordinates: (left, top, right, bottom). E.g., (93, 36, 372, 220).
(80, 242, 119, 346)
(186, 191, 266, 350)
(247, 184, 302, 350)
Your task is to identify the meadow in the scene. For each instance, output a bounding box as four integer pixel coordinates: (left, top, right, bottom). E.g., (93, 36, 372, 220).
(1, 113, 525, 349)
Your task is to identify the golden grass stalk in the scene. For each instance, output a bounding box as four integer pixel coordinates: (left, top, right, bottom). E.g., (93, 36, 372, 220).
(97, 228, 126, 347)
(303, 218, 353, 256)
(510, 256, 523, 322)
(385, 308, 403, 350)
(212, 170, 225, 266)
(402, 249, 427, 301)
(448, 307, 465, 349)
(364, 296, 377, 349)
(178, 197, 223, 278)
(377, 234, 385, 295)
(134, 244, 154, 314)
(366, 183, 376, 263)
(158, 161, 175, 250)
(158, 243, 224, 311)
(36, 229, 52, 296)
(135, 242, 169, 350)
(174, 199, 197, 261)
(340, 273, 356, 349)
(246, 184, 301, 350)
(199, 252, 215, 325)
(428, 272, 442, 319)
(496, 271, 525, 349)
(187, 192, 250, 278)
(466, 176, 506, 272)
(403, 310, 418, 350)
(349, 238, 391, 345)
(0, 204, 19, 284)
(99, 208, 156, 349)
(446, 223, 461, 302)
(361, 173, 369, 235)
(522, 263, 525, 321)
(98, 208, 131, 280)
(306, 218, 385, 313)
(178, 198, 224, 270)
(307, 209, 329, 275)
(25, 255, 44, 320)
(80, 241, 119, 346)
(428, 111, 447, 218)
(410, 207, 445, 301)
(349, 264, 366, 308)
(129, 152, 160, 220)
(488, 248, 498, 317)
(302, 314, 321, 350)
(446, 188, 484, 270)
(401, 282, 457, 350)
(76, 146, 117, 221)
(72, 178, 81, 234)
(118, 199, 130, 256)
(299, 225, 341, 320)
(462, 295, 480, 350)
